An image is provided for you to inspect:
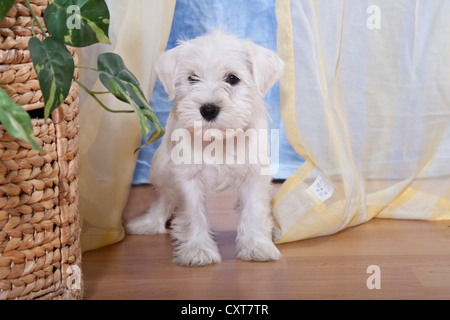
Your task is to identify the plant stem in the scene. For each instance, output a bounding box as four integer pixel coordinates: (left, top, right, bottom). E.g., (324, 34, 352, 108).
(90, 90, 113, 95)
(74, 78, 134, 114)
(75, 65, 99, 72)
(24, 0, 47, 37)
(31, 18, 36, 38)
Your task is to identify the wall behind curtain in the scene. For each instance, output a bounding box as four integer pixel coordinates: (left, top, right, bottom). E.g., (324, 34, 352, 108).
(78, 0, 175, 252)
(132, 0, 305, 184)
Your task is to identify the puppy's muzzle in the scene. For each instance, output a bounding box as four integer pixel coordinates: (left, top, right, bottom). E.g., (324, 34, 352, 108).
(200, 104, 220, 121)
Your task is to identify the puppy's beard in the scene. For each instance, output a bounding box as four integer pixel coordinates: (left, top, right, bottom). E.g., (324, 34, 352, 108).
(176, 121, 251, 142)
(175, 109, 252, 134)
(174, 89, 254, 133)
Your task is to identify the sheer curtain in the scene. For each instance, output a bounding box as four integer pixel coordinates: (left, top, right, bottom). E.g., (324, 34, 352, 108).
(78, 0, 176, 252)
(273, 0, 450, 244)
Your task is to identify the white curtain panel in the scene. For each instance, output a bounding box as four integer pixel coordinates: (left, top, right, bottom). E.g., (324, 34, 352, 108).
(273, 0, 450, 243)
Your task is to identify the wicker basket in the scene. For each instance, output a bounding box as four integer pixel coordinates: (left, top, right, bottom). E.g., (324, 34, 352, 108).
(0, 0, 82, 300)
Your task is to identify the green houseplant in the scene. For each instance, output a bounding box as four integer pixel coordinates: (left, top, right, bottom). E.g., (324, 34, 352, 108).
(0, 0, 164, 151)
(0, 0, 164, 300)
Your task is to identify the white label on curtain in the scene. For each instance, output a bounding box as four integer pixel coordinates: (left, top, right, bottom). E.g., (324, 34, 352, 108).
(309, 173, 334, 202)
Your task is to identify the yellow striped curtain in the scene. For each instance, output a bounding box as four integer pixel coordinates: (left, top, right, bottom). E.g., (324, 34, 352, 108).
(78, 0, 175, 252)
(273, 0, 450, 244)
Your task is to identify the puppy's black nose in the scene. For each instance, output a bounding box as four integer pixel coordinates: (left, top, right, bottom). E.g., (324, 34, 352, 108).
(200, 104, 220, 121)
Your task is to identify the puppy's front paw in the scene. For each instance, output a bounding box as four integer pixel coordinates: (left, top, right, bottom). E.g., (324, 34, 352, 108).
(126, 214, 168, 234)
(174, 245, 222, 267)
(236, 238, 281, 262)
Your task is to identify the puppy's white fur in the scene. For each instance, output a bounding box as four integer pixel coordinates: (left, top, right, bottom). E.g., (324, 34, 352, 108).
(127, 31, 284, 267)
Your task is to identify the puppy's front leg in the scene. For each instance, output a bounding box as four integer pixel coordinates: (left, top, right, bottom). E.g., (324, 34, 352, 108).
(171, 178, 221, 267)
(236, 173, 281, 261)
(126, 187, 174, 234)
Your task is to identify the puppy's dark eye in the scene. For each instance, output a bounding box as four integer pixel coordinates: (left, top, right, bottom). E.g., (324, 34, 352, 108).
(225, 74, 240, 85)
(188, 75, 200, 83)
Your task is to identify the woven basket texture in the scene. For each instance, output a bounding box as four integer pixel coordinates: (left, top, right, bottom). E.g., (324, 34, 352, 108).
(0, 0, 83, 300)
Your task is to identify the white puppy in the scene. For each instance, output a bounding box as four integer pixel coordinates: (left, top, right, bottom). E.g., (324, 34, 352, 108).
(127, 31, 284, 266)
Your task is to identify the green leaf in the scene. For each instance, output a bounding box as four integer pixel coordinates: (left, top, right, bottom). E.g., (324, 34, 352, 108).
(109, 79, 151, 137)
(0, 0, 15, 22)
(98, 53, 147, 106)
(127, 84, 165, 147)
(109, 79, 165, 150)
(29, 36, 75, 120)
(98, 53, 164, 148)
(0, 88, 43, 151)
(44, 0, 110, 47)
(138, 106, 165, 148)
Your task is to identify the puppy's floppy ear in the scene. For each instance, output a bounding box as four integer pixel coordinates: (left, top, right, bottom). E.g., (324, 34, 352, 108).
(246, 42, 285, 97)
(155, 47, 179, 101)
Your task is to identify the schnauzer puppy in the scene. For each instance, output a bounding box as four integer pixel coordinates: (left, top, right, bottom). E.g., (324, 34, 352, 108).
(127, 31, 284, 266)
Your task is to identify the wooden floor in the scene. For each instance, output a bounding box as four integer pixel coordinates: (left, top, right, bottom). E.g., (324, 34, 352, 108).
(82, 184, 450, 300)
